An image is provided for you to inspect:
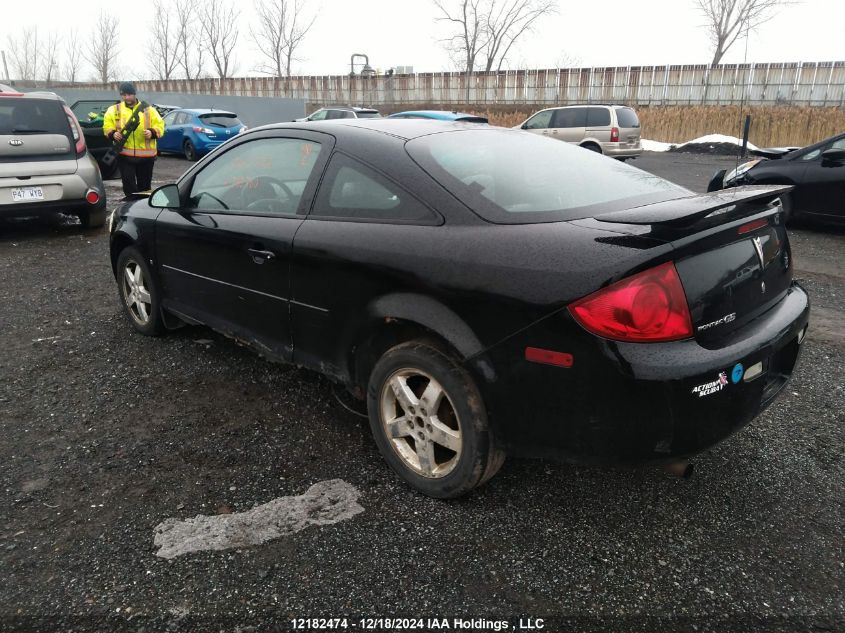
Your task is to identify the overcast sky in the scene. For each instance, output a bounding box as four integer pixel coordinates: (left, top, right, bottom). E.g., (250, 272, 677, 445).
(2, 0, 843, 81)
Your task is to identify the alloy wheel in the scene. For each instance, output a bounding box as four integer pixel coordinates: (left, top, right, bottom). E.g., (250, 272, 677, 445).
(121, 259, 152, 326)
(379, 368, 462, 478)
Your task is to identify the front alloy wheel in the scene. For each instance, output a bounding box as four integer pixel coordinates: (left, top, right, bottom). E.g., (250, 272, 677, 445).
(116, 246, 163, 336)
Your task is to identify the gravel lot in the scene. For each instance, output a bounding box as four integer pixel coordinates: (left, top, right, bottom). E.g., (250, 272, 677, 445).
(0, 153, 842, 633)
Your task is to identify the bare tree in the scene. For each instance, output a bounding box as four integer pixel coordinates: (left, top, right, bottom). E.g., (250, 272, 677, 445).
(697, 0, 793, 67)
(42, 31, 61, 83)
(6, 26, 41, 81)
(433, 0, 487, 74)
(175, 0, 205, 80)
(63, 29, 84, 83)
(85, 12, 120, 84)
(253, 0, 317, 78)
(150, 0, 180, 80)
(201, 0, 240, 79)
(481, 0, 556, 71)
(434, 0, 556, 73)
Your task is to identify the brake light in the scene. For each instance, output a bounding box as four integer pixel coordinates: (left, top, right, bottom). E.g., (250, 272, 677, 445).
(62, 105, 86, 155)
(0, 92, 24, 97)
(568, 262, 693, 342)
(193, 126, 214, 134)
(738, 218, 768, 234)
(85, 190, 100, 204)
(610, 126, 619, 142)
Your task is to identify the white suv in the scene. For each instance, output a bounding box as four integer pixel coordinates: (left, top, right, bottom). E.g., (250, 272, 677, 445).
(517, 104, 642, 160)
(297, 106, 381, 121)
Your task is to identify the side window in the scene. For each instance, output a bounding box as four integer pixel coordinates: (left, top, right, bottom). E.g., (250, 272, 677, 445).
(832, 138, 845, 150)
(175, 112, 191, 125)
(552, 107, 587, 128)
(308, 109, 328, 121)
(312, 153, 436, 223)
(586, 107, 611, 127)
(325, 110, 345, 120)
(163, 112, 178, 125)
(187, 138, 321, 215)
(523, 110, 553, 130)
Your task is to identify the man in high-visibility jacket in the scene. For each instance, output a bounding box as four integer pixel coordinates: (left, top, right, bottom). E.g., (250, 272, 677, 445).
(103, 82, 165, 196)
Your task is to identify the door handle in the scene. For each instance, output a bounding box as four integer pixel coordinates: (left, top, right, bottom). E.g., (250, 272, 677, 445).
(247, 248, 276, 264)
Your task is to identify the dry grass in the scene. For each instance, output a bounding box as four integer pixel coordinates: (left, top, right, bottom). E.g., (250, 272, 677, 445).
(383, 104, 845, 147)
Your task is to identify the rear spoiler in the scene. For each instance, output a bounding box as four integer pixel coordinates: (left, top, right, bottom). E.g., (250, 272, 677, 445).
(594, 185, 793, 227)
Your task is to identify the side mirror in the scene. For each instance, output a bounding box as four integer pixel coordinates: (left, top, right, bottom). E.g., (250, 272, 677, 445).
(149, 183, 181, 208)
(821, 148, 845, 165)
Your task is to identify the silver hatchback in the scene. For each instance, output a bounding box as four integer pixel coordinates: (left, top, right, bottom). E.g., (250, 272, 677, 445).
(517, 104, 642, 159)
(0, 90, 106, 226)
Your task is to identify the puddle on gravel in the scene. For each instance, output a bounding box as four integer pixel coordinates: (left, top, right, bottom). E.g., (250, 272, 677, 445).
(153, 479, 364, 559)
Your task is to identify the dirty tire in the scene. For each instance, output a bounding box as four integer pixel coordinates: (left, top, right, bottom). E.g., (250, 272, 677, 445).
(115, 246, 164, 336)
(183, 140, 198, 162)
(367, 341, 504, 498)
(78, 208, 107, 228)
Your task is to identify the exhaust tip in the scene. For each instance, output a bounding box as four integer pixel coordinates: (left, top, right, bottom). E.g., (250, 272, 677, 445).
(664, 461, 694, 479)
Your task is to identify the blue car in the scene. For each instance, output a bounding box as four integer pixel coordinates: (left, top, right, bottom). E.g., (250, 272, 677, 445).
(158, 108, 247, 161)
(387, 110, 488, 123)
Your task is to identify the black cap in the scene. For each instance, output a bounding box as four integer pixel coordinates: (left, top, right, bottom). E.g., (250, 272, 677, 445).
(118, 82, 136, 95)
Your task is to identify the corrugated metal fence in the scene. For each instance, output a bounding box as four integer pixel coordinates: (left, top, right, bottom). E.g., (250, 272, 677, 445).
(87, 62, 845, 107)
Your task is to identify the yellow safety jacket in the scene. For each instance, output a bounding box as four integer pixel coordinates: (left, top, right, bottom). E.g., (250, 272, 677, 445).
(103, 101, 165, 159)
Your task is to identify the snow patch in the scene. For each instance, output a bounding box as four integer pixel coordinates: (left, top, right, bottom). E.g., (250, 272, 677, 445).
(153, 479, 364, 559)
(643, 134, 758, 152)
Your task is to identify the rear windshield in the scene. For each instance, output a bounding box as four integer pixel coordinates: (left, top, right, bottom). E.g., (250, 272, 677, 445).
(199, 113, 243, 127)
(615, 107, 640, 128)
(406, 129, 687, 224)
(355, 111, 381, 119)
(0, 98, 71, 136)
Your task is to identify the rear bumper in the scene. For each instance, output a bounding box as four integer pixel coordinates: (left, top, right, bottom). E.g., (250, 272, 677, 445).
(0, 156, 105, 218)
(480, 282, 809, 463)
(602, 142, 643, 158)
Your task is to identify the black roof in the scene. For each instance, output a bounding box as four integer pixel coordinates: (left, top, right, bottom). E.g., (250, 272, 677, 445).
(254, 118, 495, 141)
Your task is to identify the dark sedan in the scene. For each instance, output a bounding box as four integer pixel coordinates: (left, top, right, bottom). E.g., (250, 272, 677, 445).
(707, 132, 845, 225)
(109, 120, 809, 498)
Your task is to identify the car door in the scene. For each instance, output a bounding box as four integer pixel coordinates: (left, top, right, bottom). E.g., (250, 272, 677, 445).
(154, 130, 334, 361)
(548, 107, 588, 143)
(792, 137, 845, 219)
(290, 152, 441, 376)
(158, 111, 180, 153)
(520, 110, 554, 137)
(585, 106, 612, 144)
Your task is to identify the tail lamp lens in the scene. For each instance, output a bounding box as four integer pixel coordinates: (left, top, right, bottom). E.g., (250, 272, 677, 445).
(63, 105, 86, 155)
(610, 126, 620, 142)
(86, 190, 100, 204)
(568, 261, 693, 342)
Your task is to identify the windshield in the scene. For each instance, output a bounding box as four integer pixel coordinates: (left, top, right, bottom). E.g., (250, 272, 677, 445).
(199, 113, 243, 127)
(0, 98, 72, 136)
(406, 129, 688, 224)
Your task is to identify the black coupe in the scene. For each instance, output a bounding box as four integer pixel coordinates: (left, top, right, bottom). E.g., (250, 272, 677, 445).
(109, 120, 809, 498)
(707, 132, 845, 225)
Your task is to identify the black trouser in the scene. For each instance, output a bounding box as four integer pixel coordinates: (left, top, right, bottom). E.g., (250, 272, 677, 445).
(118, 155, 156, 197)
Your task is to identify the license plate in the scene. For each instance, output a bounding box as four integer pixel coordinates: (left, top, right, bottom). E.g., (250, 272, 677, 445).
(11, 186, 44, 202)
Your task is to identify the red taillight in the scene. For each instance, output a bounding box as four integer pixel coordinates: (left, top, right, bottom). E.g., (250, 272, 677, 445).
(85, 190, 100, 204)
(610, 126, 619, 142)
(62, 105, 86, 155)
(0, 92, 25, 97)
(568, 262, 693, 342)
(737, 218, 768, 234)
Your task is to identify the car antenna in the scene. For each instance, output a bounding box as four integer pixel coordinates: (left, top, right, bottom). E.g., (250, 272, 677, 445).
(734, 21, 751, 176)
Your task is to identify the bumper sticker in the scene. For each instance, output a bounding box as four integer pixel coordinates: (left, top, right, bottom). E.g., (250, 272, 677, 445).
(691, 371, 729, 398)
